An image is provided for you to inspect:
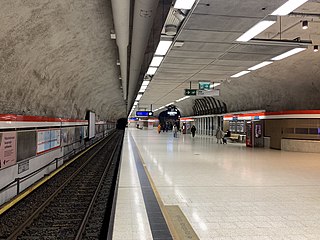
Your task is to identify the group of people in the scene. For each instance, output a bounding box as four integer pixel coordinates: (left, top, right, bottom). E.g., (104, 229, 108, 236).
(157, 123, 197, 138)
(157, 123, 230, 143)
(215, 128, 231, 144)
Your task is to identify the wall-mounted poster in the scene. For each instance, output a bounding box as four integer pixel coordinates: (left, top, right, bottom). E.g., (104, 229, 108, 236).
(37, 129, 61, 154)
(0, 132, 17, 169)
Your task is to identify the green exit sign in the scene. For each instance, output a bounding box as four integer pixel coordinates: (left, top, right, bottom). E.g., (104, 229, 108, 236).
(185, 89, 197, 96)
(199, 81, 211, 90)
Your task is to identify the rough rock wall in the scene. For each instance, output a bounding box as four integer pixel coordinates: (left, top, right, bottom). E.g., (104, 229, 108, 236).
(0, 0, 126, 121)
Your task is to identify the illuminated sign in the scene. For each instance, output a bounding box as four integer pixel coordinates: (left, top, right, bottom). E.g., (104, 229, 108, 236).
(199, 81, 211, 90)
(136, 111, 153, 117)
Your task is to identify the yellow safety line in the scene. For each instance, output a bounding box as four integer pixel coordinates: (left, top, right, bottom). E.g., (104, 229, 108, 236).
(130, 135, 180, 240)
(0, 138, 105, 215)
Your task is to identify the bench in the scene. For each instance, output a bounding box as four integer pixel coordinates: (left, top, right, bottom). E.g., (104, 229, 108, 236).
(228, 133, 240, 142)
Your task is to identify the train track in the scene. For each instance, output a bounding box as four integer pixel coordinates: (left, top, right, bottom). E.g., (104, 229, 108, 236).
(0, 131, 123, 240)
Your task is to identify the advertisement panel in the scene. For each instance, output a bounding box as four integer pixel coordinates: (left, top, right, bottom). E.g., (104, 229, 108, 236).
(0, 132, 17, 169)
(37, 129, 61, 154)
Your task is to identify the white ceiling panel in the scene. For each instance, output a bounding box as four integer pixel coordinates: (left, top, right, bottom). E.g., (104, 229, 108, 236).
(185, 14, 261, 32)
(173, 42, 233, 52)
(163, 56, 213, 65)
(193, 0, 288, 17)
(178, 29, 241, 43)
(167, 50, 221, 59)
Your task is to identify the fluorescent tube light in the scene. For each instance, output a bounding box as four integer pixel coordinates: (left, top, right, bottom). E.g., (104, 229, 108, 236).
(174, 0, 196, 10)
(150, 56, 164, 67)
(166, 102, 174, 106)
(135, 94, 143, 101)
(147, 67, 157, 75)
(231, 71, 251, 78)
(248, 61, 273, 71)
(155, 40, 172, 55)
(142, 80, 150, 86)
(271, 48, 306, 61)
(236, 20, 276, 42)
(271, 0, 309, 16)
(134, 101, 138, 106)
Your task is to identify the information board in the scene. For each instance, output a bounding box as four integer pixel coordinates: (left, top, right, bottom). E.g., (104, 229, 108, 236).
(0, 132, 17, 169)
(37, 129, 61, 154)
(136, 111, 153, 117)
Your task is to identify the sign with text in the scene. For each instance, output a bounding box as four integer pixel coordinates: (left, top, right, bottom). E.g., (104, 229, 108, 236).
(184, 89, 197, 96)
(198, 81, 211, 90)
(197, 89, 220, 97)
(136, 111, 153, 117)
(18, 160, 29, 174)
(0, 132, 17, 169)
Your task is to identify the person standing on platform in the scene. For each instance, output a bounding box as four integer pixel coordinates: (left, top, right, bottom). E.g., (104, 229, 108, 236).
(157, 124, 161, 134)
(173, 124, 178, 138)
(191, 125, 196, 138)
(216, 127, 224, 144)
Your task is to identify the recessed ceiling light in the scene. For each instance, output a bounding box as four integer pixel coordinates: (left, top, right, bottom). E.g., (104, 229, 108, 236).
(150, 56, 164, 67)
(174, 0, 196, 10)
(271, 0, 309, 16)
(230, 71, 251, 78)
(174, 41, 184, 47)
(302, 20, 308, 30)
(236, 20, 276, 42)
(271, 48, 306, 61)
(135, 94, 143, 101)
(142, 80, 150, 86)
(248, 61, 273, 71)
(314, 45, 319, 52)
(155, 40, 172, 55)
(147, 67, 157, 75)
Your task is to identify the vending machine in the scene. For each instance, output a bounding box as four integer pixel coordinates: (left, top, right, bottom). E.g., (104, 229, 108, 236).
(246, 121, 253, 147)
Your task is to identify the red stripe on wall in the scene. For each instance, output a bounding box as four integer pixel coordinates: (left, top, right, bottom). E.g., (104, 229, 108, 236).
(0, 114, 87, 123)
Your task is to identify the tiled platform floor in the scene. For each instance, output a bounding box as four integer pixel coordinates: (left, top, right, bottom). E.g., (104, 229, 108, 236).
(113, 128, 320, 240)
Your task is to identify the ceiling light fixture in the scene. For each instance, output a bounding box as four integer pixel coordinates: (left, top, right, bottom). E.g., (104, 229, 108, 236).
(135, 94, 143, 101)
(150, 56, 164, 67)
(166, 102, 174, 106)
(174, 0, 196, 10)
(236, 20, 276, 42)
(176, 96, 190, 102)
(271, 48, 306, 60)
(231, 71, 251, 78)
(155, 40, 172, 55)
(147, 67, 157, 75)
(271, 0, 309, 16)
(248, 61, 273, 71)
(314, 45, 319, 52)
(302, 20, 308, 30)
(142, 80, 150, 86)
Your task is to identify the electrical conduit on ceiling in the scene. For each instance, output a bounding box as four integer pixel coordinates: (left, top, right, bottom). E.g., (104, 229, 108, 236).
(127, 0, 160, 113)
(111, 0, 130, 100)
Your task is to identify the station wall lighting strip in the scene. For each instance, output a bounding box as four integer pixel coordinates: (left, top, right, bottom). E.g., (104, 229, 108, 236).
(236, 20, 276, 42)
(271, 0, 309, 16)
(248, 61, 273, 71)
(271, 48, 306, 60)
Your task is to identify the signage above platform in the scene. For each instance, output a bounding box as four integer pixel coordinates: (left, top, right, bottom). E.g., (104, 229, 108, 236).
(198, 81, 211, 90)
(136, 111, 153, 117)
(184, 89, 197, 96)
(197, 89, 220, 97)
